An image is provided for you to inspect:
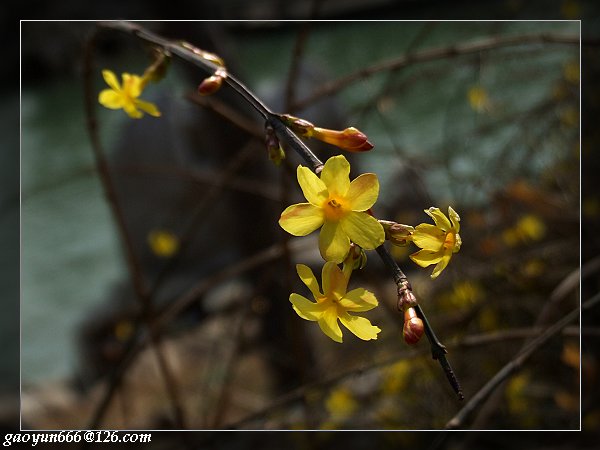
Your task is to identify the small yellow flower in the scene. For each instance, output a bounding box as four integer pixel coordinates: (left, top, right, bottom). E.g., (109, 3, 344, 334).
(148, 229, 179, 257)
(98, 70, 161, 119)
(325, 387, 358, 419)
(279, 155, 385, 263)
(467, 85, 491, 113)
(410, 207, 461, 279)
(290, 262, 381, 343)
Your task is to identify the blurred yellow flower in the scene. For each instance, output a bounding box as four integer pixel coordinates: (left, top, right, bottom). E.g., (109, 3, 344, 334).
(148, 229, 179, 257)
(381, 360, 412, 394)
(561, 0, 581, 19)
(444, 280, 483, 309)
(290, 262, 380, 343)
(506, 373, 529, 414)
(410, 207, 461, 279)
(279, 155, 385, 263)
(563, 60, 580, 84)
(325, 387, 358, 419)
(502, 214, 546, 246)
(98, 70, 161, 119)
(467, 85, 491, 113)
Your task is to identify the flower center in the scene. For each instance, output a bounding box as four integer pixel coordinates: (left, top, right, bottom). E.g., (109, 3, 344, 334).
(323, 197, 347, 222)
(443, 231, 455, 250)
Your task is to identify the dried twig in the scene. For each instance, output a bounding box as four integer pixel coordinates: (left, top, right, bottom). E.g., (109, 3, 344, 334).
(445, 292, 600, 429)
(292, 32, 580, 111)
(83, 26, 187, 430)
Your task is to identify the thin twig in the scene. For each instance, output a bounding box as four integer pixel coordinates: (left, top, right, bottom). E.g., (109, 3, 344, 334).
(292, 32, 580, 111)
(83, 26, 187, 430)
(445, 292, 600, 430)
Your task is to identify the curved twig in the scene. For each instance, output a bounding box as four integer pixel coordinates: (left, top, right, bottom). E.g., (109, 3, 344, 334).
(445, 292, 600, 430)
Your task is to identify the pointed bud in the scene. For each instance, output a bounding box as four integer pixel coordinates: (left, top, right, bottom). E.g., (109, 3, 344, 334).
(312, 126, 374, 152)
(279, 114, 315, 137)
(344, 243, 368, 270)
(380, 221, 415, 246)
(198, 69, 227, 96)
(403, 307, 424, 345)
(181, 41, 225, 67)
(265, 124, 285, 166)
(142, 49, 171, 85)
(397, 281, 418, 309)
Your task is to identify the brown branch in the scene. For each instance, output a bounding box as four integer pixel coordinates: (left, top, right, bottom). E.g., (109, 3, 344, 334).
(292, 32, 580, 111)
(187, 92, 263, 139)
(83, 26, 187, 429)
(445, 292, 600, 430)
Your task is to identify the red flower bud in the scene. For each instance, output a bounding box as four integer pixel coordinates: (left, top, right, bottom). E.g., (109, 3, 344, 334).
(312, 127, 374, 152)
(403, 307, 424, 345)
(198, 68, 227, 96)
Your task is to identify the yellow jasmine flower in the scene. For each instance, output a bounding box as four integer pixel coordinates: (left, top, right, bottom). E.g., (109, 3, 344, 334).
(410, 207, 461, 279)
(98, 70, 161, 119)
(290, 262, 381, 343)
(279, 155, 385, 263)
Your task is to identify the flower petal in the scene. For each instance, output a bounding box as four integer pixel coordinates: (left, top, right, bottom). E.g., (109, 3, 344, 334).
(296, 264, 322, 299)
(339, 312, 380, 341)
(424, 207, 452, 231)
(448, 206, 460, 233)
(123, 102, 143, 119)
(339, 288, 378, 312)
(319, 221, 350, 263)
(297, 166, 328, 205)
(279, 203, 324, 236)
(290, 293, 324, 321)
(411, 223, 445, 251)
(122, 73, 143, 98)
(102, 70, 121, 91)
(320, 155, 350, 197)
(430, 252, 452, 279)
(409, 249, 443, 267)
(340, 211, 384, 250)
(346, 173, 379, 211)
(322, 261, 347, 298)
(318, 307, 343, 342)
(98, 90, 124, 109)
(135, 99, 161, 117)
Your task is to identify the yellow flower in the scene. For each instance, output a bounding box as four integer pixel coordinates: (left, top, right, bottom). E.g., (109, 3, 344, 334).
(290, 262, 381, 343)
(148, 229, 179, 258)
(98, 70, 161, 119)
(325, 387, 358, 419)
(410, 207, 461, 279)
(279, 155, 385, 263)
(467, 85, 491, 113)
